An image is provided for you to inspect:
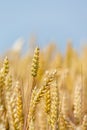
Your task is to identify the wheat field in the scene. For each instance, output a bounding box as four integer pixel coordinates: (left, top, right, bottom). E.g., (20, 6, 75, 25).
(0, 41, 87, 130)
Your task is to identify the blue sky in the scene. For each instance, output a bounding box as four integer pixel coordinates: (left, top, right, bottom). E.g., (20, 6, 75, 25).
(0, 0, 87, 53)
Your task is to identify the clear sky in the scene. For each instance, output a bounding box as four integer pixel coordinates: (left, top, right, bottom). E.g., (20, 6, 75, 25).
(0, 0, 87, 53)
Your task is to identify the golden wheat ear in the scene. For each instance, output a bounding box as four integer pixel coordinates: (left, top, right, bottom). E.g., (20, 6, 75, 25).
(0, 71, 5, 103)
(50, 80, 59, 130)
(5, 75, 15, 130)
(44, 85, 51, 119)
(14, 81, 24, 130)
(0, 71, 7, 129)
(0, 57, 10, 130)
(61, 92, 68, 119)
(31, 47, 40, 98)
(3, 56, 9, 77)
(31, 47, 39, 78)
(73, 76, 82, 125)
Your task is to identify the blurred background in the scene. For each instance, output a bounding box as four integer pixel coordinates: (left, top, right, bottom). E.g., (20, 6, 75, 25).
(0, 0, 87, 54)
